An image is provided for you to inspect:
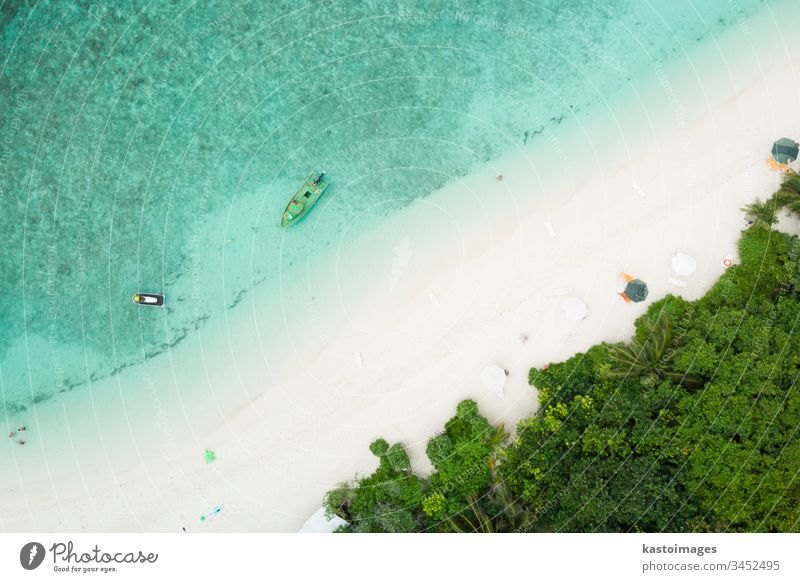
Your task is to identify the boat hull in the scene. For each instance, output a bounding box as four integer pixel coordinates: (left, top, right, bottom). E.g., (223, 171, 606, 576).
(281, 172, 328, 226)
(132, 292, 165, 306)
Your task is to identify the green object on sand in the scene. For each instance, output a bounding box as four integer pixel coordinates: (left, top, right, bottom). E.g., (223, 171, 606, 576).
(280, 171, 329, 226)
(204, 449, 216, 463)
(771, 138, 799, 164)
(200, 505, 224, 522)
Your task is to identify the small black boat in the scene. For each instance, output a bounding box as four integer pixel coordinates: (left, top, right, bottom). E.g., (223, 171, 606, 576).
(131, 292, 165, 307)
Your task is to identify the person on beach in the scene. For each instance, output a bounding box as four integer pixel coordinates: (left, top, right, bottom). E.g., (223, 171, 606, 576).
(766, 157, 792, 174)
(618, 272, 634, 302)
(9, 426, 29, 444)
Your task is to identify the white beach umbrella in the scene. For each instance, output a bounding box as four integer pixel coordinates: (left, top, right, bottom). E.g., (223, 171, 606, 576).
(671, 252, 697, 276)
(298, 507, 348, 533)
(481, 365, 508, 397)
(561, 298, 588, 321)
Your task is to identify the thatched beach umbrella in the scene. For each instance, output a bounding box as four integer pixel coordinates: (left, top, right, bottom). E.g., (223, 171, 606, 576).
(771, 138, 799, 164)
(625, 279, 649, 303)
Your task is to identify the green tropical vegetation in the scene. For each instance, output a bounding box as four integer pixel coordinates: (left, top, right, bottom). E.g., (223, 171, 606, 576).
(324, 175, 800, 532)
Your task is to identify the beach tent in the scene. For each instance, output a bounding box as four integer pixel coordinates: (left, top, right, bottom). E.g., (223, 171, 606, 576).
(561, 298, 588, 321)
(481, 365, 508, 397)
(671, 253, 697, 276)
(625, 279, 649, 303)
(299, 507, 348, 533)
(771, 138, 799, 164)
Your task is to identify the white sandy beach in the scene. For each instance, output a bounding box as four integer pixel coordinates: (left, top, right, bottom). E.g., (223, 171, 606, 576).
(2, 4, 800, 533)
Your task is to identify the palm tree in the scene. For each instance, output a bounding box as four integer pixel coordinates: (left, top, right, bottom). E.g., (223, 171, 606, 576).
(442, 482, 538, 533)
(443, 495, 496, 533)
(774, 174, 800, 215)
(488, 480, 539, 532)
(486, 424, 508, 474)
(605, 311, 703, 389)
(782, 172, 800, 193)
(741, 198, 779, 229)
(440, 424, 538, 533)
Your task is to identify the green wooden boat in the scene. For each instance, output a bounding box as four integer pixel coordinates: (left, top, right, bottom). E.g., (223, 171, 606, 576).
(280, 171, 328, 226)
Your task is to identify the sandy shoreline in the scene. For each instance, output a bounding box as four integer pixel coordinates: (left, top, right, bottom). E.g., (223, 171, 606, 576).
(3, 3, 800, 532)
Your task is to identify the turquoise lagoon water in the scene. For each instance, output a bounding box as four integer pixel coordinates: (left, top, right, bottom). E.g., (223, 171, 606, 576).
(0, 0, 777, 419)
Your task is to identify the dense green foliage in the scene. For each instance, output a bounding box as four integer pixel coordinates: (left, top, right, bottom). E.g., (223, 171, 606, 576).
(325, 400, 525, 532)
(324, 437, 424, 532)
(325, 177, 800, 532)
(510, 219, 800, 532)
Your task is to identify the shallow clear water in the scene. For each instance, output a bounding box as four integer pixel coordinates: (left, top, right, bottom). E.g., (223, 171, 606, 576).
(0, 0, 771, 414)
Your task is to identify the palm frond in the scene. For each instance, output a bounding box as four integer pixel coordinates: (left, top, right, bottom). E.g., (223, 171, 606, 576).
(774, 182, 800, 216)
(603, 312, 702, 389)
(641, 311, 673, 363)
(606, 312, 672, 378)
(741, 199, 778, 229)
(786, 198, 800, 215)
(782, 174, 800, 196)
(605, 343, 649, 379)
(663, 370, 705, 390)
